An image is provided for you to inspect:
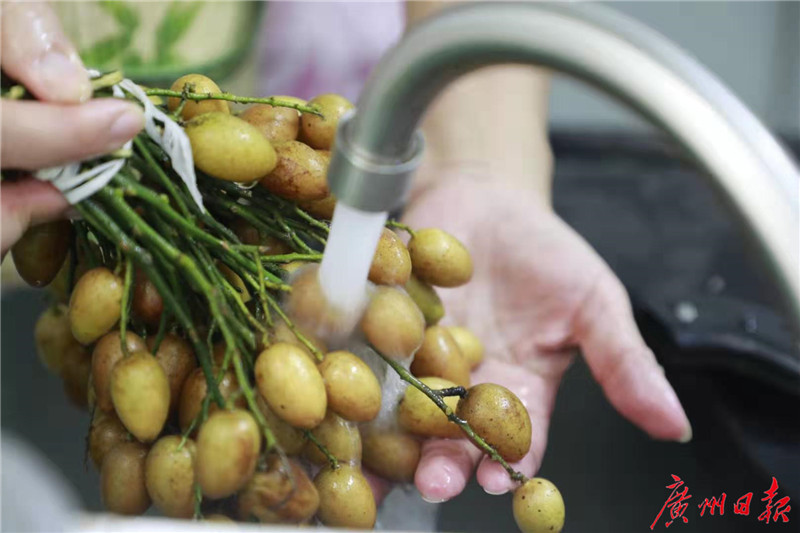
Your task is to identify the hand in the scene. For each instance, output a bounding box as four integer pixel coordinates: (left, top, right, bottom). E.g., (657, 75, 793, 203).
(400, 174, 692, 502)
(0, 2, 144, 254)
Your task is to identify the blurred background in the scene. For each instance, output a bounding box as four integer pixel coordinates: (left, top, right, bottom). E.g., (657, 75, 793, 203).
(2, 2, 798, 532)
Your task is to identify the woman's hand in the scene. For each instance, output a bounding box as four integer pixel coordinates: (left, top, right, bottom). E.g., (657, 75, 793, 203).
(0, 2, 144, 254)
(401, 175, 692, 501)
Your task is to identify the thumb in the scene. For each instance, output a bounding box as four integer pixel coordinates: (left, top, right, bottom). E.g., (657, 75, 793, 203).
(575, 268, 692, 443)
(0, 2, 92, 103)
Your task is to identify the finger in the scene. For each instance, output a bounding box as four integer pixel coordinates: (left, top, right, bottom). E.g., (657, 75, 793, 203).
(1, 99, 144, 170)
(575, 269, 692, 442)
(0, 2, 92, 103)
(476, 451, 538, 495)
(414, 438, 482, 503)
(1, 179, 69, 255)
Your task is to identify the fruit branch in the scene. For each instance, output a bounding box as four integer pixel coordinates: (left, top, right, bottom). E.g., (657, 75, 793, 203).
(75, 200, 225, 407)
(375, 349, 527, 484)
(434, 386, 467, 398)
(303, 430, 339, 470)
(119, 256, 133, 356)
(142, 88, 323, 116)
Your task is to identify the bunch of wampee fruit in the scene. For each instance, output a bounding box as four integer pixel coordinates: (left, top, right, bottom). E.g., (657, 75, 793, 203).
(7, 71, 564, 532)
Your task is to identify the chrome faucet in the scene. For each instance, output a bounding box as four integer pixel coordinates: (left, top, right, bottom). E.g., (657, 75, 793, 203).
(328, 2, 800, 331)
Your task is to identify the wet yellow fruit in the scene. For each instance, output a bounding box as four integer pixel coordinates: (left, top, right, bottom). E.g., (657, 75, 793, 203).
(448, 326, 484, 369)
(297, 194, 337, 220)
(369, 228, 412, 286)
(34, 305, 79, 374)
(69, 267, 124, 345)
(101, 441, 151, 515)
(300, 94, 354, 150)
(145, 436, 196, 518)
(185, 112, 277, 182)
(411, 326, 471, 387)
(361, 286, 425, 360)
(11, 220, 71, 287)
(303, 411, 362, 465)
(255, 343, 327, 429)
(168, 74, 229, 120)
(314, 464, 376, 529)
(318, 351, 381, 422)
(256, 396, 306, 455)
(110, 351, 170, 442)
(88, 410, 130, 468)
(260, 140, 329, 201)
(408, 228, 473, 288)
(240, 103, 300, 143)
(456, 383, 532, 462)
(270, 320, 328, 361)
(196, 409, 261, 499)
(132, 270, 163, 327)
(398, 377, 463, 439)
(404, 275, 444, 326)
(513, 478, 565, 533)
(147, 334, 197, 413)
(92, 331, 147, 412)
(285, 265, 351, 338)
(178, 367, 243, 432)
(361, 430, 420, 483)
(60, 344, 91, 409)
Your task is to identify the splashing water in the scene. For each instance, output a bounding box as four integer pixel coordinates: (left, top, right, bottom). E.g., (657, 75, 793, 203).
(318, 203, 388, 331)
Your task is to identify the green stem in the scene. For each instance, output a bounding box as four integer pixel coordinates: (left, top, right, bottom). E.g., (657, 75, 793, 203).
(119, 256, 133, 356)
(304, 430, 339, 470)
(91, 70, 124, 91)
(375, 349, 527, 484)
(231, 248, 322, 263)
(134, 139, 240, 245)
(115, 175, 288, 290)
(203, 194, 301, 255)
(435, 386, 468, 398)
(293, 206, 330, 233)
(265, 295, 325, 363)
(386, 220, 416, 238)
(193, 483, 203, 520)
(131, 137, 192, 218)
(150, 309, 170, 354)
(143, 88, 323, 116)
(77, 200, 224, 407)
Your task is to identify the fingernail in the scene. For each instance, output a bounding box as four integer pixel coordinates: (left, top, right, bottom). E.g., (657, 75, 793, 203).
(421, 495, 447, 504)
(679, 423, 693, 444)
(108, 105, 145, 147)
(35, 50, 92, 103)
(484, 487, 509, 496)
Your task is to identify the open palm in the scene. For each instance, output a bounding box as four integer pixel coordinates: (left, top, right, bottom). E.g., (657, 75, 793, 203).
(400, 177, 692, 501)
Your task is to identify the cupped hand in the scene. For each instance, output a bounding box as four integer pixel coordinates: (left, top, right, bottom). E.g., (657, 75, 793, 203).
(397, 174, 692, 502)
(0, 2, 144, 254)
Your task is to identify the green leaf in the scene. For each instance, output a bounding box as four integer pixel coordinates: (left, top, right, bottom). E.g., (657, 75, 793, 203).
(155, 2, 204, 65)
(80, 34, 131, 67)
(122, 51, 144, 68)
(98, 1, 139, 34)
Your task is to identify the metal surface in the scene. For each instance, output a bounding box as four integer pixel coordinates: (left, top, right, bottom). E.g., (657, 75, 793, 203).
(327, 1, 800, 329)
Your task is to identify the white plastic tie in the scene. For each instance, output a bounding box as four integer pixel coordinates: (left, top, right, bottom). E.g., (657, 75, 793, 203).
(34, 71, 204, 212)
